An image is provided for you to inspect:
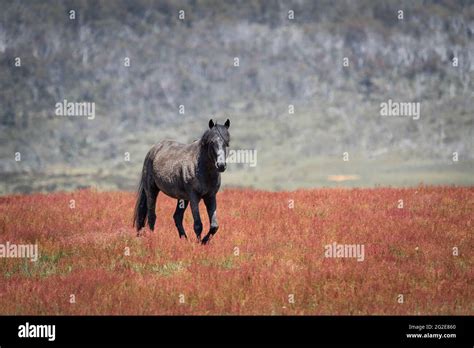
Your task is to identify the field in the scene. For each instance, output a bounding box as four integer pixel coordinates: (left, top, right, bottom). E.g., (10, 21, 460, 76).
(0, 187, 472, 315)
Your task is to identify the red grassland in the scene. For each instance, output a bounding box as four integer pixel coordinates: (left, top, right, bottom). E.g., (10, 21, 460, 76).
(0, 187, 472, 315)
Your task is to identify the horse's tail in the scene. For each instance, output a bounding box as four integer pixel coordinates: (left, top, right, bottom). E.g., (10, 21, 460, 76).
(133, 158, 148, 232)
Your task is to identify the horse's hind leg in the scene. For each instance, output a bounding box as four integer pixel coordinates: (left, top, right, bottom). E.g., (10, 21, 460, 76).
(145, 183, 159, 231)
(202, 195, 218, 244)
(173, 199, 189, 239)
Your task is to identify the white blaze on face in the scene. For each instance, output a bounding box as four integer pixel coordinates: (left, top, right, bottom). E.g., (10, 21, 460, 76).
(216, 148, 226, 166)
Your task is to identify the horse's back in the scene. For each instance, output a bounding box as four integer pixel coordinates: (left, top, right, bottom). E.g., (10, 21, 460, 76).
(150, 140, 198, 164)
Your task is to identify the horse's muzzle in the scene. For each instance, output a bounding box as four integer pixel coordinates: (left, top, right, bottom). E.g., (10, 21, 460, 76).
(216, 162, 227, 172)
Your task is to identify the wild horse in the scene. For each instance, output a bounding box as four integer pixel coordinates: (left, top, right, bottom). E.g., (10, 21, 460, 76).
(133, 119, 230, 244)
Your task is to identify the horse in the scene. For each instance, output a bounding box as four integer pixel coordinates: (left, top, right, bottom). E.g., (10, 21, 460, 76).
(133, 119, 230, 244)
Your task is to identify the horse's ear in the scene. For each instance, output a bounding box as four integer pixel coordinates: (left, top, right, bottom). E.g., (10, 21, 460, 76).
(224, 119, 230, 129)
(209, 119, 215, 129)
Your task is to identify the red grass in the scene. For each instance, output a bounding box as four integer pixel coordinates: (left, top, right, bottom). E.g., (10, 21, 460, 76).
(0, 187, 472, 315)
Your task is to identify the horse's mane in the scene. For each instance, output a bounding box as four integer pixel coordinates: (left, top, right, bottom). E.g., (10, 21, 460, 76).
(200, 129, 213, 145)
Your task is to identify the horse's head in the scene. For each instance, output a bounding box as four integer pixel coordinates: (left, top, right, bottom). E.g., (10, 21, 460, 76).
(206, 118, 231, 172)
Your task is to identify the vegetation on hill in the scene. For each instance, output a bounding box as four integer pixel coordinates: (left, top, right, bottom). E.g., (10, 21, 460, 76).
(1, 0, 473, 193)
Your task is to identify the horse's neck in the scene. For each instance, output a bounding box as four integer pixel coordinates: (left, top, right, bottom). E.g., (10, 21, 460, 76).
(197, 141, 218, 176)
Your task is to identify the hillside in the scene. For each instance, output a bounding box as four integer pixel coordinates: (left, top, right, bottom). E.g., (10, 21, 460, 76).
(0, 0, 473, 193)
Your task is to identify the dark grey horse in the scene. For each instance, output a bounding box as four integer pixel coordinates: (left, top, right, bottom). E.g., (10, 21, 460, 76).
(133, 119, 230, 244)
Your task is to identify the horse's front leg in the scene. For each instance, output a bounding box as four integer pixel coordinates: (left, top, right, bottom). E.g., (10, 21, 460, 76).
(189, 193, 203, 242)
(173, 199, 189, 239)
(202, 195, 218, 245)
